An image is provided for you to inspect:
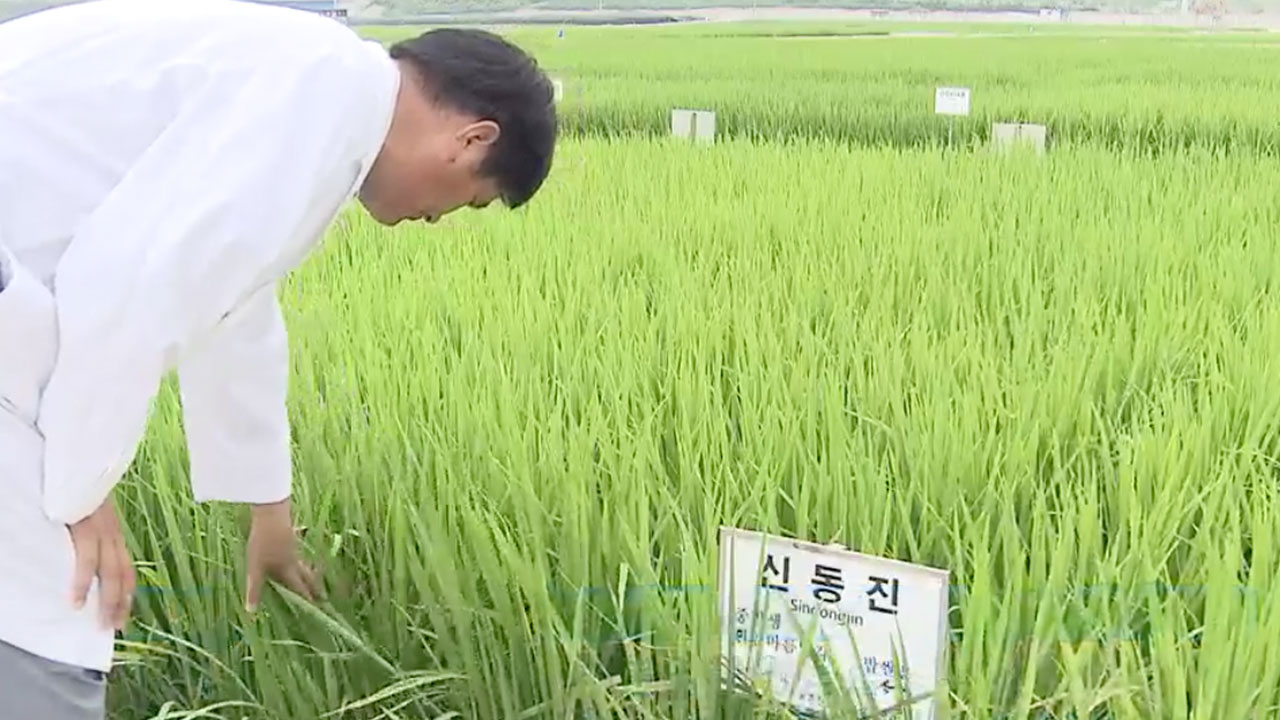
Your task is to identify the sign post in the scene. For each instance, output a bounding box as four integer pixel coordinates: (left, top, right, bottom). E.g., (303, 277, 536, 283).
(719, 527, 949, 719)
(934, 87, 971, 148)
(992, 122, 1048, 155)
(671, 108, 716, 144)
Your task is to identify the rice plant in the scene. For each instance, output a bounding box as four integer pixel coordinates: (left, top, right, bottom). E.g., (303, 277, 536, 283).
(99, 129, 1280, 718)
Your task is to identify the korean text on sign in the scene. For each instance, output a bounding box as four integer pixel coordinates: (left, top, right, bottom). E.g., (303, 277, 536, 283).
(718, 527, 949, 720)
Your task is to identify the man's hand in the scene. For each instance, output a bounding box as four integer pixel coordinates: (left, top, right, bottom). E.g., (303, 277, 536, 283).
(245, 498, 321, 612)
(67, 494, 135, 631)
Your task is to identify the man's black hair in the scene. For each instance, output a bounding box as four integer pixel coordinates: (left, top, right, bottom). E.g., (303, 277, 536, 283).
(390, 28, 557, 209)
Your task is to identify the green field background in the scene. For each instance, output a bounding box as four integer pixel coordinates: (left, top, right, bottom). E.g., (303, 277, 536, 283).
(99, 23, 1280, 720)
(361, 23, 1280, 152)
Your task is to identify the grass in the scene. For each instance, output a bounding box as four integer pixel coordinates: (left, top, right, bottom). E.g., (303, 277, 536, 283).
(104, 131, 1280, 718)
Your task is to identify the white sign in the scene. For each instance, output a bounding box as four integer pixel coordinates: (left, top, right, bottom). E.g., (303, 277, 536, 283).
(934, 87, 971, 116)
(718, 527, 949, 719)
(552, 78, 564, 103)
(671, 108, 716, 144)
(695, 111, 716, 143)
(992, 122, 1047, 154)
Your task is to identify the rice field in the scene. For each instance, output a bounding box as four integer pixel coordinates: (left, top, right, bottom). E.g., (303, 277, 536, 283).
(360, 23, 1280, 152)
(106, 21, 1280, 720)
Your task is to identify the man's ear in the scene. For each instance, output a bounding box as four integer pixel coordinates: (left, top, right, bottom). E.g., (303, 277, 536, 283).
(461, 120, 501, 148)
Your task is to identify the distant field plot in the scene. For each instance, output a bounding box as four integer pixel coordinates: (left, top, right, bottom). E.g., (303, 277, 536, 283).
(366, 23, 1280, 152)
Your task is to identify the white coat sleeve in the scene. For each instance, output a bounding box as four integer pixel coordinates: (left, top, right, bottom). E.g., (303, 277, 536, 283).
(37, 57, 367, 526)
(177, 282, 293, 506)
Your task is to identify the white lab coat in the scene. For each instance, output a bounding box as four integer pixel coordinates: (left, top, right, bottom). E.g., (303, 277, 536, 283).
(0, 0, 400, 671)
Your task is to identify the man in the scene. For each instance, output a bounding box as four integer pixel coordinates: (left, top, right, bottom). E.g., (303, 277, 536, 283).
(0, 0, 557, 716)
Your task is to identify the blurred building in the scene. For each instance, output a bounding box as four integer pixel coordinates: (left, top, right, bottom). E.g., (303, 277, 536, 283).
(243, 0, 348, 21)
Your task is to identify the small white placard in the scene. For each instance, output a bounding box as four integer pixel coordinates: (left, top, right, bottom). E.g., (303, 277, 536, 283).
(552, 78, 564, 103)
(992, 122, 1047, 154)
(718, 527, 949, 719)
(934, 87, 971, 116)
(694, 111, 716, 143)
(671, 108, 716, 143)
(671, 108, 694, 138)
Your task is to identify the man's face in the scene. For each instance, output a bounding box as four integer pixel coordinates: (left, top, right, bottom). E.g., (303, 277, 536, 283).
(359, 116, 504, 227)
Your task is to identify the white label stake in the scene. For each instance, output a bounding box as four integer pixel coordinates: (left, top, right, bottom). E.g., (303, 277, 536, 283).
(671, 108, 716, 144)
(992, 122, 1047, 155)
(934, 87, 971, 116)
(671, 108, 694, 139)
(718, 527, 950, 719)
(934, 87, 971, 148)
